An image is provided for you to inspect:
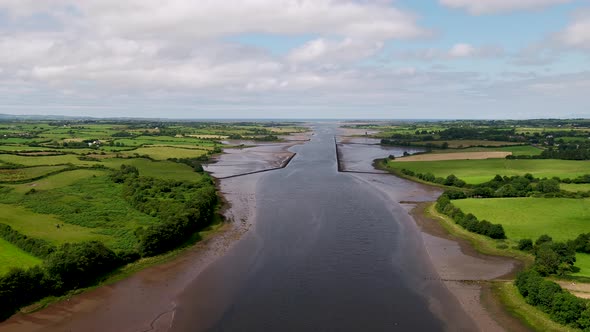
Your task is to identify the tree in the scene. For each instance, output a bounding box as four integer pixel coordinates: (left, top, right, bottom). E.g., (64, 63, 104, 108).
(535, 234, 553, 247)
(518, 239, 534, 251)
(538, 179, 560, 193)
(534, 244, 561, 276)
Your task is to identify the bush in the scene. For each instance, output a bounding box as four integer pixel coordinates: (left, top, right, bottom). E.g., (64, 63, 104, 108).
(0, 223, 56, 258)
(44, 241, 121, 290)
(518, 238, 533, 251)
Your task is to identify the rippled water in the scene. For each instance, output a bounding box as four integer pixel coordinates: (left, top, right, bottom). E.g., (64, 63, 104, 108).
(171, 123, 476, 331)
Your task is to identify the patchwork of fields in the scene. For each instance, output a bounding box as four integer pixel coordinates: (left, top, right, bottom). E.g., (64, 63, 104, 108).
(0, 120, 305, 273)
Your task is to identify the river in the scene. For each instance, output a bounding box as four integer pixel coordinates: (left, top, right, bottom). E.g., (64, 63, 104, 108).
(0, 122, 483, 332)
(171, 123, 476, 331)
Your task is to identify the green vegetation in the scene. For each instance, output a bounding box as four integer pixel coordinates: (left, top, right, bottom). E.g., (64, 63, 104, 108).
(562, 183, 590, 193)
(494, 282, 578, 332)
(0, 165, 69, 183)
(0, 238, 41, 275)
(0, 118, 305, 320)
(386, 159, 589, 184)
(452, 198, 590, 242)
(516, 270, 590, 330)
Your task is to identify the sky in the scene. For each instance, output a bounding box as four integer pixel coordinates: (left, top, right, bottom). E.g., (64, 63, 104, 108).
(0, 0, 589, 119)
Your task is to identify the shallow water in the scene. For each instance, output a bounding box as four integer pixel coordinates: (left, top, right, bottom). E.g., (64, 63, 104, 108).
(171, 123, 476, 331)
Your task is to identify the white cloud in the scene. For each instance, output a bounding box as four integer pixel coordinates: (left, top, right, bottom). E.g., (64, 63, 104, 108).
(559, 12, 590, 49)
(287, 38, 384, 64)
(439, 0, 571, 14)
(397, 43, 503, 60)
(0, 0, 427, 40)
(448, 43, 475, 57)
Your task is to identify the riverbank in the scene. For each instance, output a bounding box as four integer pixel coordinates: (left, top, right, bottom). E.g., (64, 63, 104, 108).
(410, 202, 531, 331)
(0, 131, 310, 331)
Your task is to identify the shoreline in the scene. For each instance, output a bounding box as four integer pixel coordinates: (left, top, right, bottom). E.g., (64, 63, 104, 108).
(0, 133, 306, 332)
(410, 202, 530, 331)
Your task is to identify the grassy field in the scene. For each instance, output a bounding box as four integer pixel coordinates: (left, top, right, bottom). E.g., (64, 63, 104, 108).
(413, 140, 522, 148)
(0, 154, 95, 167)
(8, 169, 104, 193)
(452, 198, 590, 242)
(573, 253, 590, 278)
(0, 238, 41, 275)
(101, 158, 205, 182)
(561, 183, 590, 192)
(432, 145, 543, 156)
(453, 197, 590, 276)
(0, 203, 110, 245)
(0, 165, 68, 182)
(0, 120, 305, 275)
(124, 146, 209, 160)
(386, 159, 590, 184)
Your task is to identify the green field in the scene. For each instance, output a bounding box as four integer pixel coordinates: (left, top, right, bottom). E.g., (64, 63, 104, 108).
(453, 198, 590, 242)
(0, 203, 110, 245)
(124, 146, 209, 160)
(0, 165, 68, 182)
(453, 197, 590, 277)
(101, 158, 205, 182)
(433, 145, 543, 156)
(0, 238, 41, 274)
(8, 169, 104, 193)
(573, 253, 590, 277)
(0, 154, 95, 167)
(0, 120, 304, 275)
(561, 183, 590, 192)
(387, 159, 590, 184)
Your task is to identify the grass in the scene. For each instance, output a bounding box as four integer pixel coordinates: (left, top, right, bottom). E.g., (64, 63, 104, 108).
(573, 253, 590, 278)
(8, 169, 105, 193)
(493, 282, 578, 332)
(452, 198, 590, 242)
(425, 203, 533, 263)
(123, 146, 209, 160)
(412, 140, 522, 148)
(0, 238, 42, 274)
(101, 158, 206, 182)
(0, 154, 98, 167)
(0, 175, 159, 252)
(0, 203, 110, 245)
(0, 165, 68, 182)
(561, 183, 590, 192)
(386, 159, 590, 184)
(433, 145, 543, 156)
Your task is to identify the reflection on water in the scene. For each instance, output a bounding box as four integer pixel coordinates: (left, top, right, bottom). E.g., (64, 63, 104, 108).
(171, 123, 477, 331)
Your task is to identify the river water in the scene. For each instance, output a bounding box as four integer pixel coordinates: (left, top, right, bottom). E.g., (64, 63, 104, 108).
(0, 122, 482, 332)
(171, 123, 476, 331)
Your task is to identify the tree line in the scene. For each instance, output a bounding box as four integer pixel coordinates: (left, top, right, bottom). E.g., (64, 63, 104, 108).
(0, 164, 219, 320)
(435, 193, 506, 239)
(516, 270, 590, 329)
(399, 169, 590, 198)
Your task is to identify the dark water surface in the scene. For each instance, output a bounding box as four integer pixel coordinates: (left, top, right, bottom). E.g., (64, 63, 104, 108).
(171, 123, 475, 331)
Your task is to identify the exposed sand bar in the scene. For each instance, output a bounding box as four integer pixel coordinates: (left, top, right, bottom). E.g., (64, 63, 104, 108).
(0, 132, 310, 332)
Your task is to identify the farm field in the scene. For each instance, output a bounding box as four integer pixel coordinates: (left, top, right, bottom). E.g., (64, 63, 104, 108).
(452, 198, 590, 242)
(0, 238, 41, 275)
(0, 165, 69, 182)
(453, 197, 590, 277)
(386, 159, 590, 184)
(561, 183, 590, 192)
(123, 146, 209, 160)
(412, 140, 523, 148)
(432, 145, 543, 156)
(395, 151, 511, 162)
(0, 119, 305, 275)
